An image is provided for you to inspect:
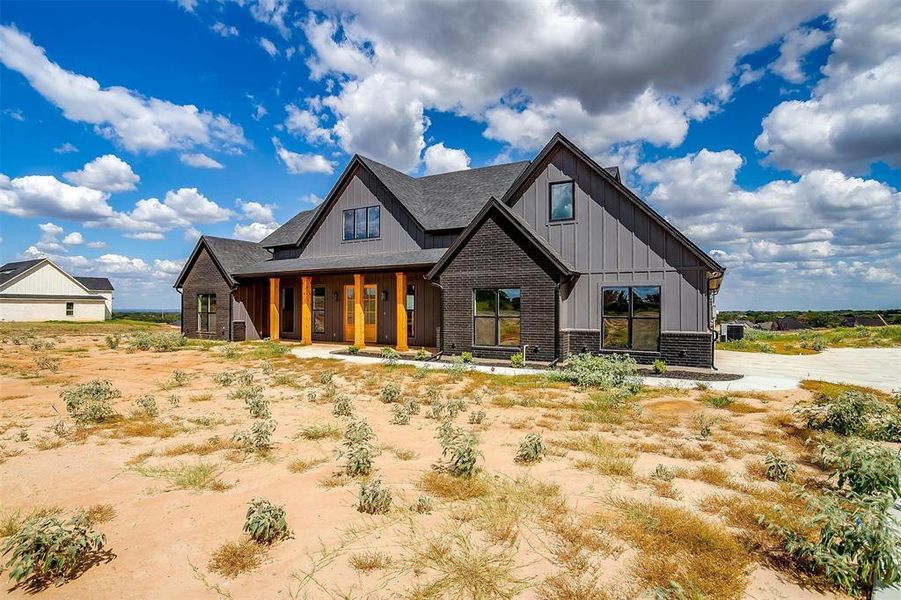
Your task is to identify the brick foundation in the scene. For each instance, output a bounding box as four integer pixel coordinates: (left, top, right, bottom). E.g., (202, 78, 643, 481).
(560, 328, 714, 368)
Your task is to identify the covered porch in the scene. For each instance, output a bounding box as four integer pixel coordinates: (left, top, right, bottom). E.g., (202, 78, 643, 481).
(232, 269, 439, 351)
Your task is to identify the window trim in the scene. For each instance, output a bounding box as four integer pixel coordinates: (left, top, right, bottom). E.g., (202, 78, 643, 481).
(472, 288, 522, 348)
(197, 293, 217, 334)
(65, 302, 74, 317)
(601, 285, 661, 352)
(405, 283, 415, 339)
(312, 286, 326, 334)
(548, 180, 575, 223)
(342, 205, 381, 241)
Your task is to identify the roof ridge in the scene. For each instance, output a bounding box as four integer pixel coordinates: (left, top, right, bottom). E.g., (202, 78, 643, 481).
(415, 160, 532, 181)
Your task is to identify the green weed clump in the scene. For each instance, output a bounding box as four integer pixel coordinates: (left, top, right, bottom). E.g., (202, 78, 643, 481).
(381, 381, 401, 403)
(233, 419, 276, 452)
(764, 452, 795, 482)
(509, 353, 524, 368)
(818, 438, 900, 498)
(549, 353, 641, 391)
(333, 395, 354, 417)
(243, 499, 291, 544)
(468, 410, 486, 425)
(514, 433, 545, 463)
(797, 390, 899, 441)
(652, 359, 667, 374)
(357, 480, 392, 514)
(134, 395, 158, 418)
(0, 514, 109, 588)
(390, 404, 410, 425)
(60, 380, 120, 424)
(381, 347, 400, 366)
(128, 331, 186, 352)
(434, 423, 480, 478)
(341, 418, 376, 477)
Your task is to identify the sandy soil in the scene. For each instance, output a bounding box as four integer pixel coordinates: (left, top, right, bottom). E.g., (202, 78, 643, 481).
(0, 329, 850, 599)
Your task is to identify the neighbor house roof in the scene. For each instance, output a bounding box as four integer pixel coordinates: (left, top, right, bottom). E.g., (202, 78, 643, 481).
(0, 259, 43, 287)
(233, 248, 447, 277)
(173, 236, 272, 288)
(74, 276, 114, 291)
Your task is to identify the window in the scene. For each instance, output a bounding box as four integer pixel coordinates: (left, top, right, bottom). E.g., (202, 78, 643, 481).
(473, 288, 521, 347)
(602, 286, 661, 351)
(549, 181, 574, 221)
(343, 206, 381, 240)
(65, 302, 74, 316)
(405, 284, 415, 338)
(197, 293, 216, 333)
(312, 286, 326, 334)
(281, 287, 294, 333)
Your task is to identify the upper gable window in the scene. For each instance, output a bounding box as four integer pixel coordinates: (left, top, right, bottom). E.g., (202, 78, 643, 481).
(343, 206, 381, 240)
(549, 181, 574, 221)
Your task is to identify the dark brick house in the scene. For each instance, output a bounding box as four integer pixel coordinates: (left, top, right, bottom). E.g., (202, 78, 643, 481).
(174, 133, 725, 368)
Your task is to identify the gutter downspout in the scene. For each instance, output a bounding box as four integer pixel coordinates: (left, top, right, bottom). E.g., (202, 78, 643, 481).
(707, 271, 724, 370)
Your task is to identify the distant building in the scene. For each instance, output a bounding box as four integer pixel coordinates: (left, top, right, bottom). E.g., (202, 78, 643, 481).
(841, 314, 887, 327)
(0, 259, 114, 321)
(775, 317, 808, 331)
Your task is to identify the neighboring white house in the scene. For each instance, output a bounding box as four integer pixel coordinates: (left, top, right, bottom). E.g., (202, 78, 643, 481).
(0, 259, 114, 321)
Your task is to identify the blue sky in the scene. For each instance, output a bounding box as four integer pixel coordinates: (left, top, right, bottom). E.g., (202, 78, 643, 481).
(1, 0, 898, 310)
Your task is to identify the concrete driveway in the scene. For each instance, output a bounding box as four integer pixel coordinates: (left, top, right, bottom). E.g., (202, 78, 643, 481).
(716, 347, 901, 392)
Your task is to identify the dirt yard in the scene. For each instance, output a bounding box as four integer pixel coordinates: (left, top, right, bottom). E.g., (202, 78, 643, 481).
(0, 324, 861, 599)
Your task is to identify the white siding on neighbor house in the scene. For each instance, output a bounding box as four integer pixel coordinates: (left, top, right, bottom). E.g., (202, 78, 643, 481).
(2, 262, 95, 297)
(0, 299, 107, 321)
(93, 291, 113, 318)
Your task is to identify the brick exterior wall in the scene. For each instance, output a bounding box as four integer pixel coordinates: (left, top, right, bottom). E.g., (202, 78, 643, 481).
(437, 212, 560, 362)
(181, 247, 233, 340)
(560, 328, 713, 368)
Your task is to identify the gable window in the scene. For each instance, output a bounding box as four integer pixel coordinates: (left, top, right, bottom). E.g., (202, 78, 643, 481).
(65, 302, 74, 316)
(343, 206, 381, 240)
(549, 181, 574, 221)
(312, 286, 326, 334)
(405, 284, 415, 338)
(197, 293, 216, 333)
(473, 288, 521, 347)
(602, 286, 661, 351)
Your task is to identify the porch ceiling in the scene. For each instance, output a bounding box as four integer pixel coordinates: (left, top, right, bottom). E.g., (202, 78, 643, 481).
(232, 248, 447, 278)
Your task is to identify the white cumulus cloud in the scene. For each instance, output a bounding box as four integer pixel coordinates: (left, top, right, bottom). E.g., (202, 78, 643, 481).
(64, 154, 139, 192)
(272, 137, 335, 174)
(423, 143, 470, 175)
(180, 153, 224, 169)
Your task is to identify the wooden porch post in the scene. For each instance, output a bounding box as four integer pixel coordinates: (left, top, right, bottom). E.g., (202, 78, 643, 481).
(269, 277, 280, 340)
(395, 272, 408, 352)
(353, 273, 365, 349)
(301, 276, 313, 345)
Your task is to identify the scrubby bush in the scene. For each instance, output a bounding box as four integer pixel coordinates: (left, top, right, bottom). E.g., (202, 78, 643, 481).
(169, 370, 189, 387)
(233, 419, 276, 452)
(818, 438, 901, 498)
(468, 410, 486, 425)
(514, 433, 545, 463)
(229, 386, 269, 419)
(764, 489, 900, 595)
(548, 353, 641, 391)
(652, 464, 675, 481)
(243, 499, 291, 544)
(318, 370, 334, 385)
(413, 495, 433, 514)
(694, 413, 718, 439)
(764, 452, 795, 481)
(333, 395, 354, 417)
(357, 480, 392, 514)
(129, 332, 186, 352)
(403, 398, 421, 415)
(389, 404, 410, 425)
(460, 352, 473, 364)
(347, 345, 360, 355)
(60, 380, 120, 424)
(652, 359, 667, 375)
(509, 353, 524, 368)
(342, 418, 376, 477)
(0, 514, 108, 587)
(34, 356, 61, 373)
(380, 381, 401, 403)
(704, 394, 734, 409)
(425, 401, 446, 421)
(104, 334, 121, 350)
(796, 390, 886, 438)
(134, 395, 159, 418)
(434, 424, 480, 478)
(415, 348, 429, 361)
(219, 344, 240, 359)
(445, 398, 468, 420)
(380, 347, 400, 366)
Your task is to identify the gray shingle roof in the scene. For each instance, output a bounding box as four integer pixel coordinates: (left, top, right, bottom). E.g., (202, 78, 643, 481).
(74, 276, 114, 291)
(359, 158, 531, 231)
(0, 259, 43, 287)
(259, 208, 317, 248)
(201, 236, 272, 285)
(233, 248, 447, 277)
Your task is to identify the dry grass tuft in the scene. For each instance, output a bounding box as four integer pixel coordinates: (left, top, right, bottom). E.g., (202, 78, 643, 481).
(188, 393, 213, 402)
(288, 456, 328, 473)
(349, 550, 392, 571)
(0, 505, 62, 538)
(557, 435, 636, 477)
(677, 464, 733, 488)
(419, 471, 490, 501)
(297, 423, 341, 440)
(163, 437, 243, 457)
(84, 503, 116, 525)
(135, 461, 231, 492)
(208, 538, 267, 578)
(610, 500, 751, 599)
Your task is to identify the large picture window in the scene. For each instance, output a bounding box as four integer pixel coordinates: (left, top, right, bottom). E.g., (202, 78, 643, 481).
(343, 206, 380, 240)
(197, 293, 216, 333)
(312, 286, 326, 334)
(405, 284, 415, 338)
(549, 181, 574, 221)
(473, 288, 521, 347)
(602, 286, 661, 351)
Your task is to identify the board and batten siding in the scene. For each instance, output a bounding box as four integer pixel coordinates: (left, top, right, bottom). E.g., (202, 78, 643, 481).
(0, 299, 106, 321)
(298, 166, 453, 258)
(2, 262, 95, 298)
(509, 145, 709, 332)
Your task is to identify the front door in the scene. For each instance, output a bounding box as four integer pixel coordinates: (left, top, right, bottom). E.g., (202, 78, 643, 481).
(343, 284, 377, 343)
